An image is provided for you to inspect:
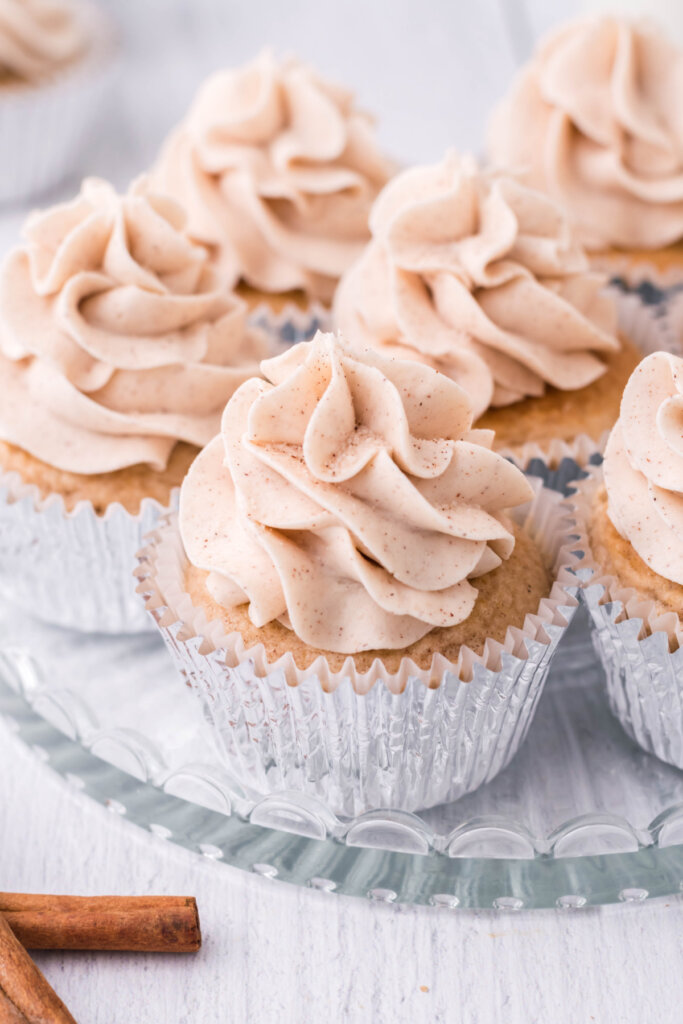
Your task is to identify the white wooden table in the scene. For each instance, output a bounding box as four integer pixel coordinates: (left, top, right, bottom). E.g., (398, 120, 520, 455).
(2, 730, 683, 1023)
(2, 2, 683, 1020)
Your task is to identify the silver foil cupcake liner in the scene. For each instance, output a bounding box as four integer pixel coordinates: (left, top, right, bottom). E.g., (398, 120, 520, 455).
(592, 251, 683, 292)
(504, 446, 601, 684)
(136, 484, 580, 816)
(503, 437, 602, 495)
(568, 470, 683, 770)
(600, 262, 683, 358)
(0, 4, 118, 205)
(0, 467, 168, 634)
(248, 299, 331, 349)
(660, 289, 683, 358)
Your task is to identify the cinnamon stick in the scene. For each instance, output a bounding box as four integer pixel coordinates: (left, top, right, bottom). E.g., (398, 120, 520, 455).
(0, 895, 201, 954)
(0, 987, 30, 1024)
(0, 912, 76, 1023)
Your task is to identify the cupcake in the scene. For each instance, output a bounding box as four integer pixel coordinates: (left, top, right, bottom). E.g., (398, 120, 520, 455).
(574, 351, 683, 768)
(0, 0, 117, 204)
(137, 330, 581, 815)
(150, 50, 395, 339)
(0, 176, 269, 633)
(334, 151, 642, 462)
(488, 15, 683, 288)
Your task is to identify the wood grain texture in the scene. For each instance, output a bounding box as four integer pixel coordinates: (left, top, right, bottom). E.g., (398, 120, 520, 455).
(2, 725, 683, 1024)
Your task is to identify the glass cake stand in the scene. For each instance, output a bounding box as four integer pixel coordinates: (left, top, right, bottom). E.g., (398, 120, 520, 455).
(2, 597, 683, 911)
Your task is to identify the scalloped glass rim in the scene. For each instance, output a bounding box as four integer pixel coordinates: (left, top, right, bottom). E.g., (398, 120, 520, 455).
(3, 635, 683, 911)
(2, 283, 682, 909)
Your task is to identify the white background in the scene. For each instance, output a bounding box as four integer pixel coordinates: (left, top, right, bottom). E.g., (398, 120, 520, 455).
(2, 1, 683, 1021)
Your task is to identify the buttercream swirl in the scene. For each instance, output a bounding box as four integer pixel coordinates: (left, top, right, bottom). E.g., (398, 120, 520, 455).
(603, 351, 683, 585)
(179, 331, 534, 655)
(0, 177, 269, 475)
(151, 50, 394, 303)
(488, 16, 683, 251)
(0, 0, 87, 82)
(334, 152, 619, 420)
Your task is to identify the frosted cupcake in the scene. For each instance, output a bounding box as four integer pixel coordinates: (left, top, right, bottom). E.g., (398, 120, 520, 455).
(488, 16, 683, 287)
(334, 152, 640, 461)
(137, 331, 581, 814)
(0, 0, 116, 204)
(0, 177, 269, 632)
(574, 351, 683, 768)
(151, 50, 395, 337)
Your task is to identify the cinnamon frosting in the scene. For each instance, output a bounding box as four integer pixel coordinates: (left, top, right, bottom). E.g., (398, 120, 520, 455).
(0, 177, 269, 476)
(334, 152, 620, 420)
(0, 0, 87, 82)
(603, 351, 683, 586)
(488, 16, 683, 251)
(179, 331, 534, 655)
(151, 51, 394, 303)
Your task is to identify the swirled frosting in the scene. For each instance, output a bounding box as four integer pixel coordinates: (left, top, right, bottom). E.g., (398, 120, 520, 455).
(334, 152, 619, 420)
(0, 0, 87, 82)
(488, 16, 683, 251)
(151, 51, 394, 303)
(0, 177, 269, 475)
(180, 331, 534, 655)
(604, 352, 683, 585)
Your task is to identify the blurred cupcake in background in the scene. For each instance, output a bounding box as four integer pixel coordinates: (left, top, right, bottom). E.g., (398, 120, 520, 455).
(151, 50, 395, 338)
(0, 0, 117, 204)
(0, 176, 269, 632)
(488, 15, 683, 288)
(573, 351, 683, 769)
(335, 151, 642, 464)
(137, 331, 580, 814)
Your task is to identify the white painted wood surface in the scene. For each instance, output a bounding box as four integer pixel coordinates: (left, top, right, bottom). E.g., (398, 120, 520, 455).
(2, 2, 683, 1020)
(2, 729, 683, 1024)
